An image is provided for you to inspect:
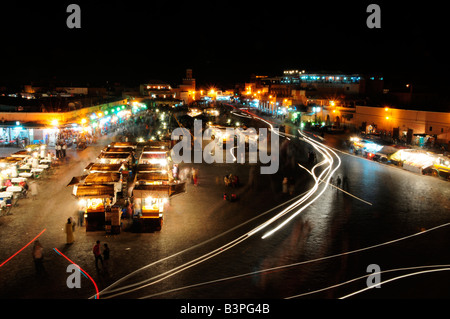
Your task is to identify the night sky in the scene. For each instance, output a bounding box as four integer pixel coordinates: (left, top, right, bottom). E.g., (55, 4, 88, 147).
(0, 1, 448, 91)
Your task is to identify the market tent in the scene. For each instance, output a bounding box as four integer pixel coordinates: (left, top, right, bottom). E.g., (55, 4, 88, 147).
(66, 175, 88, 186)
(135, 172, 169, 183)
(75, 184, 115, 198)
(87, 163, 123, 173)
(98, 153, 131, 159)
(102, 147, 135, 154)
(10, 150, 31, 158)
(109, 142, 137, 149)
(142, 142, 171, 152)
(136, 164, 164, 172)
(132, 185, 170, 198)
(85, 173, 121, 184)
(0, 157, 25, 164)
(132, 182, 186, 198)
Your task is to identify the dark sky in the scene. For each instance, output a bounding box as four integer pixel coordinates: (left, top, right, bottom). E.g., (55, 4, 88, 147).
(0, 1, 448, 90)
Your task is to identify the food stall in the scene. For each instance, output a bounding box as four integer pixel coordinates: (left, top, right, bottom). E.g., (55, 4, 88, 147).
(97, 152, 134, 166)
(84, 172, 123, 196)
(135, 171, 170, 185)
(136, 163, 165, 173)
(102, 146, 135, 156)
(373, 145, 400, 163)
(84, 163, 124, 174)
(349, 137, 384, 158)
(0, 157, 25, 183)
(131, 184, 170, 231)
(131, 167, 185, 232)
(141, 141, 171, 151)
(26, 144, 48, 160)
(138, 151, 170, 166)
(109, 141, 137, 149)
(390, 149, 436, 174)
(74, 184, 116, 231)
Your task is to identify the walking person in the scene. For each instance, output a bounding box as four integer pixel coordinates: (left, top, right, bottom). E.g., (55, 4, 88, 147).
(65, 218, 75, 244)
(103, 243, 110, 274)
(29, 181, 38, 200)
(93, 240, 103, 270)
(31, 240, 45, 276)
(336, 175, 342, 189)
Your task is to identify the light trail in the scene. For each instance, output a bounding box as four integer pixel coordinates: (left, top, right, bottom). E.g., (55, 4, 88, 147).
(287, 264, 450, 299)
(53, 247, 99, 299)
(311, 167, 373, 206)
(339, 267, 450, 299)
(0, 229, 46, 268)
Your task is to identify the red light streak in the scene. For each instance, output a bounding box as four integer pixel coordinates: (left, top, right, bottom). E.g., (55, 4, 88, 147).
(0, 229, 46, 268)
(53, 247, 99, 299)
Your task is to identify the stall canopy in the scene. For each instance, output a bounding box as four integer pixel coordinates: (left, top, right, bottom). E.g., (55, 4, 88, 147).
(75, 184, 115, 198)
(103, 147, 135, 154)
(85, 163, 123, 173)
(10, 150, 31, 158)
(132, 184, 170, 198)
(67, 175, 88, 186)
(0, 157, 24, 165)
(135, 172, 169, 183)
(132, 182, 186, 198)
(98, 153, 131, 160)
(85, 173, 121, 184)
(142, 142, 171, 152)
(109, 142, 137, 149)
(136, 164, 165, 172)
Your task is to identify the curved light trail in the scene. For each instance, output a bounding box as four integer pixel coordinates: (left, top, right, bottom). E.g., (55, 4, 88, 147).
(339, 267, 450, 299)
(54, 247, 100, 299)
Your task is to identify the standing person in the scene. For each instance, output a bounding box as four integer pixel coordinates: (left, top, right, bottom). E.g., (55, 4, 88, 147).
(78, 206, 85, 227)
(172, 164, 179, 181)
(190, 167, 195, 184)
(29, 181, 38, 200)
(65, 218, 74, 244)
(103, 243, 110, 273)
(62, 142, 67, 158)
(55, 143, 61, 159)
(192, 168, 198, 186)
(31, 240, 45, 276)
(282, 177, 288, 194)
(336, 175, 342, 189)
(93, 240, 103, 270)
